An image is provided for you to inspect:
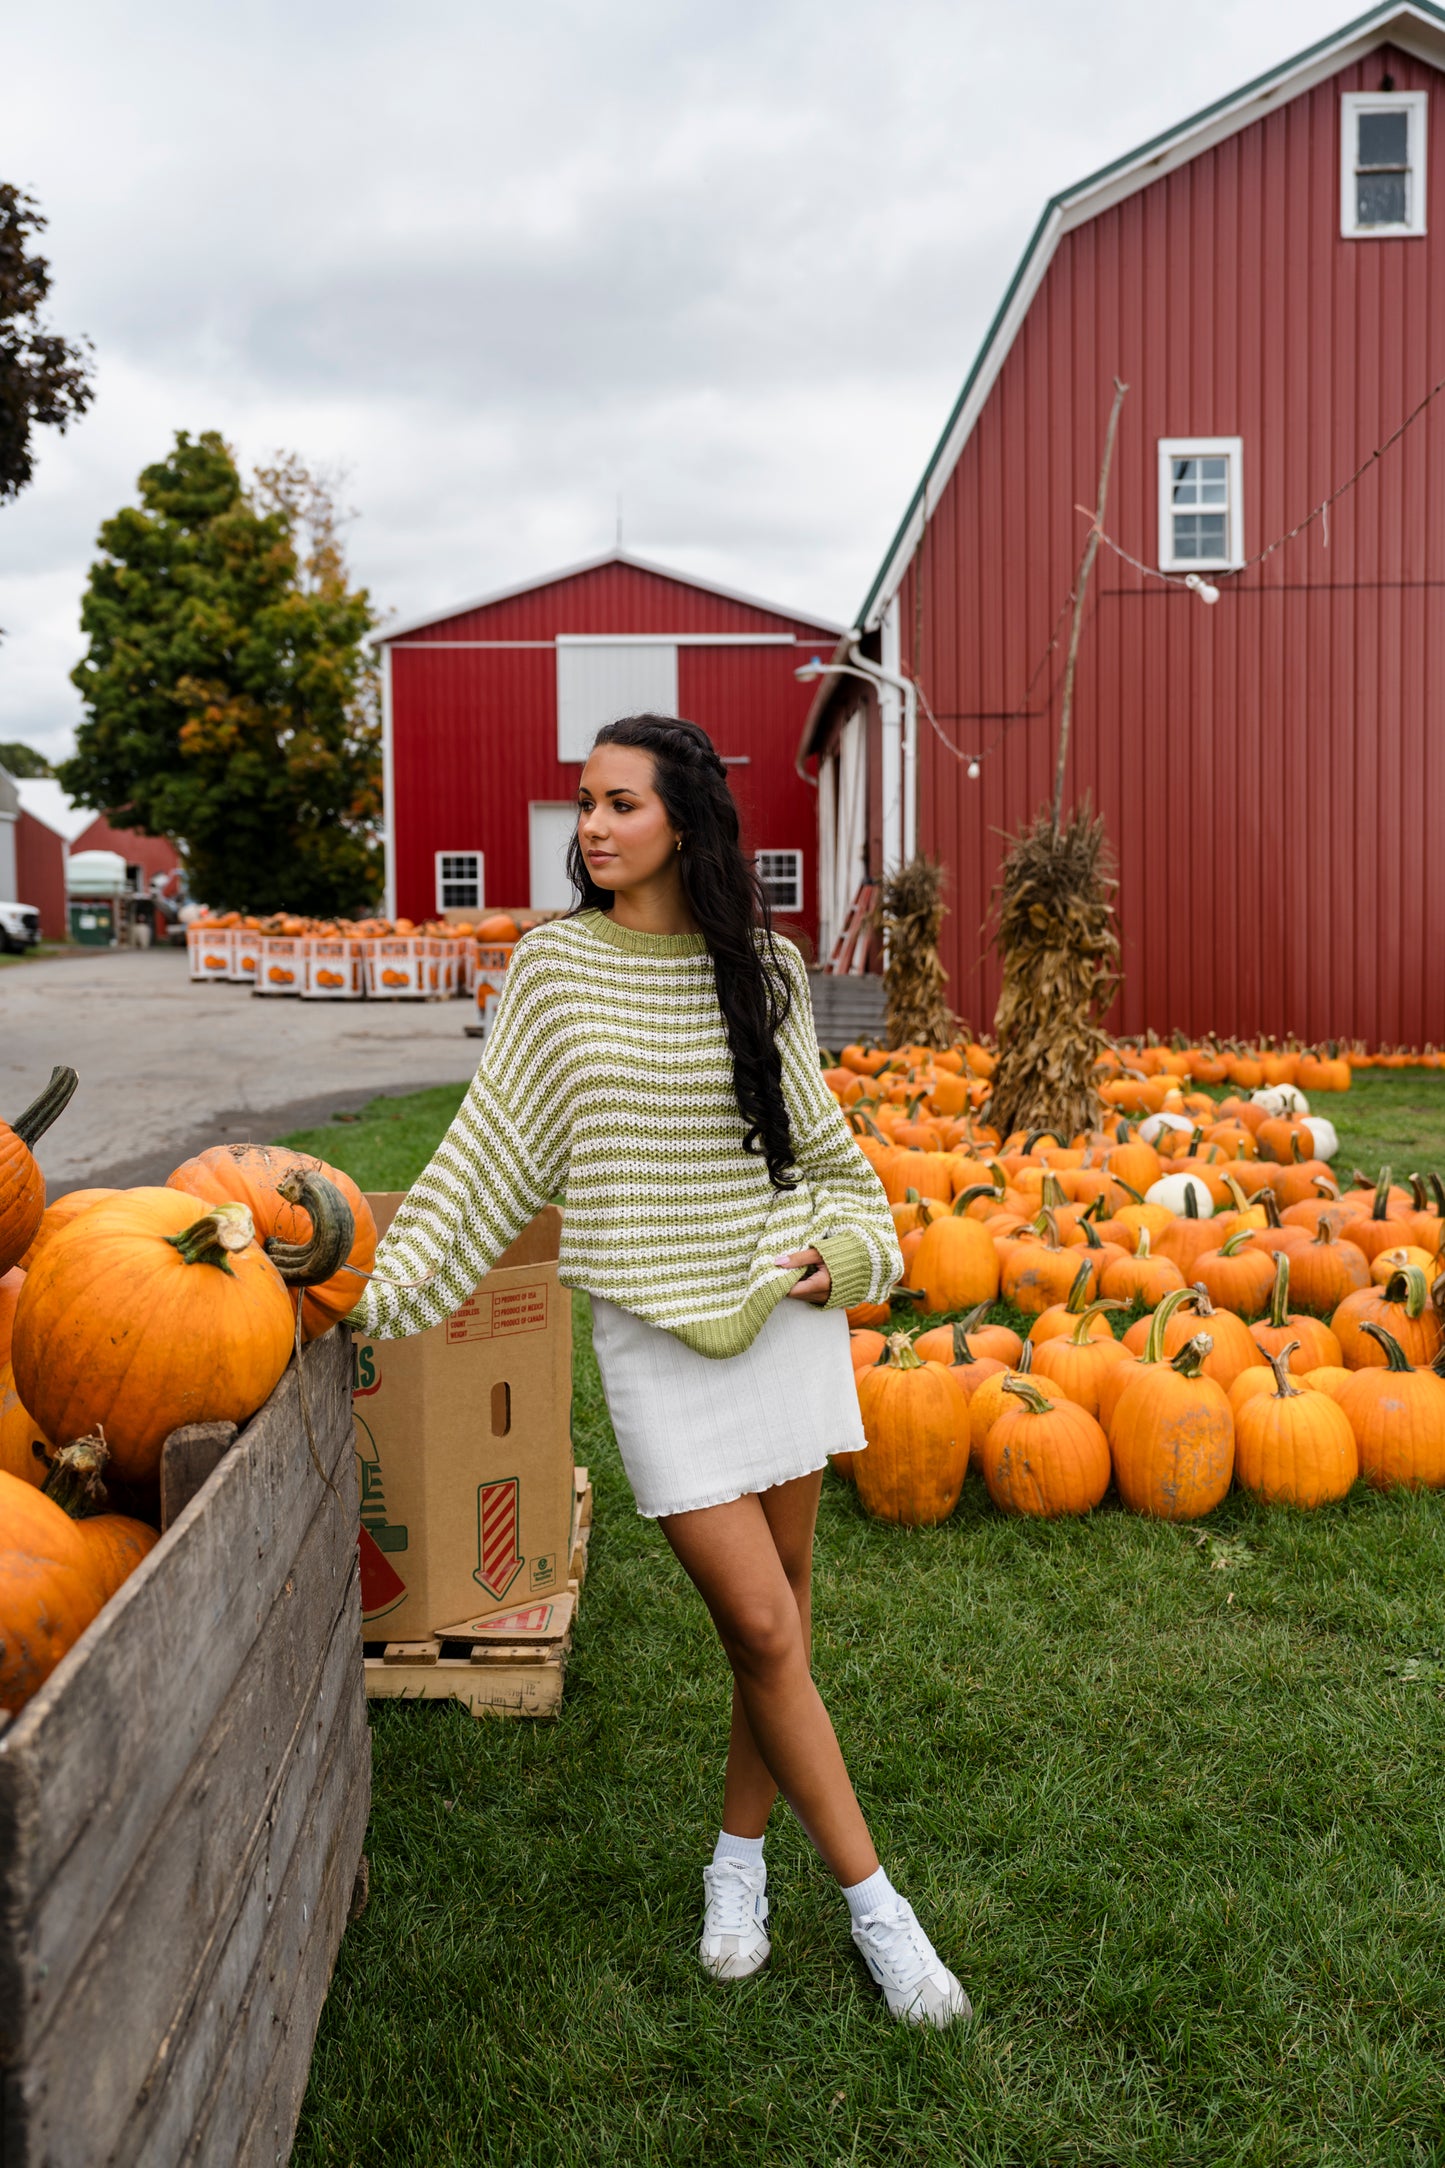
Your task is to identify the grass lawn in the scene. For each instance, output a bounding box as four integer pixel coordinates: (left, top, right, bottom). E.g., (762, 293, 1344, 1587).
(286, 1073, 1445, 2168)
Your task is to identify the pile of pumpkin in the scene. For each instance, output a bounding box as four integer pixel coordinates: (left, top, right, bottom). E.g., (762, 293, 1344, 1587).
(0, 1068, 377, 1717)
(833, 1052, 1445, 1527)
(190, 908, 534, 944)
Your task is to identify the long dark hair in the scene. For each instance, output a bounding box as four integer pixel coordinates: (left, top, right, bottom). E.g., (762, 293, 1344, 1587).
(566, 714, 797, 1189)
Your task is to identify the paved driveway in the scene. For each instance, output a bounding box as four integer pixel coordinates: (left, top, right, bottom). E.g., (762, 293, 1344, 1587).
(1, 947, 481, 1194)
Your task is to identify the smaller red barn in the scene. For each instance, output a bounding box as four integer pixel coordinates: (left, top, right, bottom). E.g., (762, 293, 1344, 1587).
(379, 550, 842, 954)
(15, 807, 68, 939)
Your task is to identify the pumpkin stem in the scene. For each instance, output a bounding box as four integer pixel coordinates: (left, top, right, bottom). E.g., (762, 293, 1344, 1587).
(1430, 1172, 1445, 1220)
(1069, 1299, 1125, 1345)
(1265, 1343, 1303, 1397)
(1314, 1175, 1340, 1200)
(886, 1330, 924, 1371)
(1371, 1166, 1393, 1222)
(41, 1429, 111, 1517)
(1169, 1333, 1214, 1378)
(905, 1185, 922, 1204)
(1382, 1265, 1430, 1320)
(1266, 1248, 1292, 1329)
(1409, 1172, 1429, 1213)
(953, 1183, 1000, 1215)
(1222, 1173, 1250, 1214)
(1113, 1177, 1147, 1204)
(1040, 1170, 1067, 1212)
(1359, 1320, 1413, 1371)
(1017, 1339, 1036, 1373)
(1220, 1228, 1256, 1257)
(1001, 1376, 1055, 1416)
(1183, 1185, 1200, 1220)
(1261, 1189, 1282, 1228)
(264, 1170, 356, 1289)
(165, 1202, 255, 1273)
(1141, 1285, 1201, 1365)
(1024, 1129, 1063, 1155)
(1064, 1260, 1094, 1313)
(950, 1319, 978, 1365)
(1135, 1227, 1153, 1259)
(10, 1064, 79, 1149)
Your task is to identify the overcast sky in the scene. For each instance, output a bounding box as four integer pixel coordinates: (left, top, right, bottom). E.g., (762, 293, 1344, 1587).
(2, 0, 1344, 763)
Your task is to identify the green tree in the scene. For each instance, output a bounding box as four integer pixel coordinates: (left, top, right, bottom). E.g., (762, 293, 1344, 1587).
(0, 740, 51, 776)
(0, 183, 94, 506)
(59, 431, 382, 914)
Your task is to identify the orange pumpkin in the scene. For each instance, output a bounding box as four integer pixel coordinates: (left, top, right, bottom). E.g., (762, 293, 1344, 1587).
(1332, 1267, 1443, 1372)
(0, 1067, 79, 1277)
(1248, 1252, 1344, 1373)
(848, 1328, 887, 1374)
(38, 1433, 161, 1602)
(1335, 1324, 1445, 1491)
(0, 1359, 50, 1487)
(166, 1144, 375, 1340)
(21, 1186, 179, 1276)
(1192, 1228, 1276, 1320)
(979, 1376, 1112, 1518)
(1028, 1260, 1117, 1346)
(909, 1191, 1001, 1313)
(967, 1349, 1062, 1468)
(1233, 1345, 1358, 1507)
(1338, 1167, 1418, 1263)
(11, 1192, 296, 1484)
(1098, 1227, 1185, 1310)
(1108, 1334, 1235, 1521)
(1003, 1235, 1094, 1317)
(853, 1333, 972, 1526)
(1030, 1302, 1133, 1417)
(1286, 1217, 1372, 1314)
(0, 1470, 100, 1713)
(0, 1265, 22, 1369)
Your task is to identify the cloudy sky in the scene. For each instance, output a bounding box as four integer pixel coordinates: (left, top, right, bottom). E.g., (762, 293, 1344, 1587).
(2, 0, 1342, 763)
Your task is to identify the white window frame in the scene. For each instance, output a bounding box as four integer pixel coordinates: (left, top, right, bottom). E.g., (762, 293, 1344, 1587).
(756, 849, 803, 913)
(1342, 90, 1427, 238)
(1157, 437, 1245, 574)
(434, 850, 483, 913)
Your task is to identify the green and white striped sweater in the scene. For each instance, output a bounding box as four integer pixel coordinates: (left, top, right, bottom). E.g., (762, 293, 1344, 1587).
(346, 908, 902, 1357)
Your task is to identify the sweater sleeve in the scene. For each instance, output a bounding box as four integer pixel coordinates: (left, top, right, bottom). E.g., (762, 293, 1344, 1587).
(345, 940, 567, 1339)
(774, 943, 903, 1313)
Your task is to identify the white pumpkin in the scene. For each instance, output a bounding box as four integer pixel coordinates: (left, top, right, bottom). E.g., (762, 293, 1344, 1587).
(1137, 1111, 1194, 1144)
(1145, 1173, 1215, 1217)
(1302, 1115, 1339, 1163)
(1251, 1084, 1310, 1117)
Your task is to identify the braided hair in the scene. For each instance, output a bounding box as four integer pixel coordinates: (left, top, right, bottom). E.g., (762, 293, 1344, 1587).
(566, 714, 798, 1190)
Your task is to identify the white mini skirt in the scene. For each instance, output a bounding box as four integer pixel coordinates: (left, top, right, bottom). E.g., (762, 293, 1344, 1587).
(589, 1291, 867, 1518)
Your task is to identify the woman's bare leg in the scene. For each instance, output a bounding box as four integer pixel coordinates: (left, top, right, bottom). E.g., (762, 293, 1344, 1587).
(660, 1475, 879, 1887)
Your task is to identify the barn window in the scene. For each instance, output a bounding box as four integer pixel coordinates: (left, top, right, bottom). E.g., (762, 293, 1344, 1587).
(1157, 438, 1244, 573)
(756, 849, 803, 912)
(1341, 91, 1427, 236)
(555, 638, 679, 762)
(435, 851, 483, 912)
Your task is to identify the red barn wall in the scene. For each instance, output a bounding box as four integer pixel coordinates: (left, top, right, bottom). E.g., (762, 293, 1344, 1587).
(16, 812, 68, 938)
(387, 560, 834, 951)
(902, 42, 1445, 1044)
(72, 814, 180, 885)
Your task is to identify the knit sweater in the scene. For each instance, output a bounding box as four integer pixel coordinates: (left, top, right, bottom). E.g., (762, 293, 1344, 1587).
(346, 908, 902, 1357)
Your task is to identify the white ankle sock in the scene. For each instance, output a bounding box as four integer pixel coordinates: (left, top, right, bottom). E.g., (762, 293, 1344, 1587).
(712, 1830, 766, 1868)
(842, 1866, 896, 1921)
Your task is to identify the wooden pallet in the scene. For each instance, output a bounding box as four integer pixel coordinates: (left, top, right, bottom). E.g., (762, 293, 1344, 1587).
(363, 1468, 592, 1719)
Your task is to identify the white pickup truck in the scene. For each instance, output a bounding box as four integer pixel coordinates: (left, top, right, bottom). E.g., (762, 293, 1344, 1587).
(0, 900, 42, 952)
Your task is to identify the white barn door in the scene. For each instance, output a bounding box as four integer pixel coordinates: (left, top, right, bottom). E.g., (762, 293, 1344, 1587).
(529, 802, 578, 910)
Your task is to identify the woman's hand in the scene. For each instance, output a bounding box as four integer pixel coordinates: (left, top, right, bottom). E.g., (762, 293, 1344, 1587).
(775, 1247, 831, 1304)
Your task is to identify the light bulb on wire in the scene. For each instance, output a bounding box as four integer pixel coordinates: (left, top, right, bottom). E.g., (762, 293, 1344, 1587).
(966, 759, 981, 780)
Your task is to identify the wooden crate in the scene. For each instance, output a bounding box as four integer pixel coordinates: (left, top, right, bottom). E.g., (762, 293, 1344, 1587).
(364, 1468, 592, 1719)
(0, 1330, 369, 2168)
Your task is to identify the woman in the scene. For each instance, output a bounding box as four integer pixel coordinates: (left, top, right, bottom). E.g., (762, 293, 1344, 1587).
(349, 714, 970, 2028)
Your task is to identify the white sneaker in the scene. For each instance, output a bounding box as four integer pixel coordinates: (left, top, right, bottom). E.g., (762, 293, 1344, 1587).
(851, 1895, 972, 2028)
(699, 1858, 771, 1980)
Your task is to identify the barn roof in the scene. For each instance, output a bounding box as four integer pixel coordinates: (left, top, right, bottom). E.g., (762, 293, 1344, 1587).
(379, 547, 844, 642)
(856, 0, 1445, 631)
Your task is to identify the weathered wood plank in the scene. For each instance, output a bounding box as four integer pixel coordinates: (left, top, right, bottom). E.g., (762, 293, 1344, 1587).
(190, 1681, 370, 2168)
(117, 1593, 368, 2168)
(159, 1421, 238, 1531)
(0, 1332, 354, 2069)
(6, 1512, 362, 2166)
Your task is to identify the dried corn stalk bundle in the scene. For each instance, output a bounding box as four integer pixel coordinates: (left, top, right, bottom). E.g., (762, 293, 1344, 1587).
(878, 855, 955, 1050)
(988, 802, 1119, 1139)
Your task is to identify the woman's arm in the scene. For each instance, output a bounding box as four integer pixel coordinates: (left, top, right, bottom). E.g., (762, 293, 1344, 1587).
(774, 943, 903, 1313)
(346, 944, 567, 1338)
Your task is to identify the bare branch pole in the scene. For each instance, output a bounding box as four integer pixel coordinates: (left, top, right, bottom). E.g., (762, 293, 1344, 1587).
(1052, 377, 1128, 833)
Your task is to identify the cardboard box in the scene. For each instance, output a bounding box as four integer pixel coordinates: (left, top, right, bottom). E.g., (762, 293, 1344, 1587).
(352, 1199, 574, 1639)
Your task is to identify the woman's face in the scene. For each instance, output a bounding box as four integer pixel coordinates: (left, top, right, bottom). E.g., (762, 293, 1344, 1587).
(576, 746, 681, 892)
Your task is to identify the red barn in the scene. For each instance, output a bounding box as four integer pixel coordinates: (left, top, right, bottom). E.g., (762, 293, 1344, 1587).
(802, 0, 1445, 1044)
(380, 550, 841, 953)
